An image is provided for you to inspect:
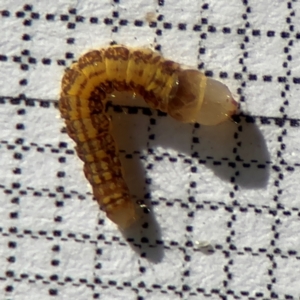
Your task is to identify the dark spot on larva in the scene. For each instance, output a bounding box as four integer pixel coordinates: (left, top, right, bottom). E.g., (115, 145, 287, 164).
(161, 60, 180, 75)
(105, 46, 130, 61)
(77, 50, 104, 69)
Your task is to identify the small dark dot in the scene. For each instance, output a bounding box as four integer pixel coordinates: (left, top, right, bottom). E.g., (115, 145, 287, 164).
(5, 285, 13, 292)
(11, 197, 19, 204)
(134, 20, 143, 27)
(49, 289, 58, 296)
(50, 274, 58, 282)
(223, 27, 231, 34)
(1, 10, 10, 17)
(16, 123, 25, 130)
(112, 11, 119, 18)
(208, 25, 216, 32)
(28, 57, 36, 64)
(55, 201, 64, 208)
(142, 222, 149, 229)
(31, 12, 39, 19)
(51, 259, 60, 266)
(23, 4, 32, 11)
(182, 284, 190, 291)
(20, 64, 29, 71)
(190, 181, 196, 188)
(184, 255, 191, 262)
(5, 270, 14, 277)
(90, 17, 98, 24)
(281, 31, 290, 38)
(21, 49, 30, 56)
(12, 182, 21, 189)
(8, 241, 17, 248)
(69, 8, 76, 14)
(67, 22, 75, 29)
(7, 256, 16, 263)
(201, 18, 208, 25)
(16, 11, 25, 18)
(53, 230, 62, 237)
(237, 28, 245, 34)
(58, 142, 67, 148)
(10, 212, 18, 219)
(52, 245, 60, 252)
(19, 79, 28, 85)
(41, 58, 51, 65)
(57, 60, 65, 66)
(13, 56, 21, 62)
(234, 73, 242, 80)
(54, 216, 63, 222)
(193, 25, 201, 31)
(163, 22, 172, 29)
(66, 38, 75, 44)
(76, 15, 84, 22)
(0, 54, 7, 61)
(60, 15, 68, 21)
(13, 153, 22, 160)
(9, 227, 17, 234)
(141, 237, 149, 243)
(22, 34, 31, 41)
(104, 18, 113, 25)
(56, 186, 64, 193)
(46, 14, 55, 21)
(65, 52, 74, 59)
(252, 29, 260, 36)
(23, 19, 32, 26)
(149, 21, 157, 28)
(249, 74, 257, 80)
(178, 23, 186, 30)
(186, 226, 193, 232)
(199, 48, 205, 54)
(95, 263, 102, 269)
(58, 156, 66, 163)
(156, 29, 162, 36)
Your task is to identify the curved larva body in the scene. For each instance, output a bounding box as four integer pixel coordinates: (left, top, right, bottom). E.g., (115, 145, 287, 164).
(59, 45, 237, 229)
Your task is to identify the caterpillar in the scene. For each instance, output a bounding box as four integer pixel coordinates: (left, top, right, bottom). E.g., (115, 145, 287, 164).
(59, 45, 238, 229)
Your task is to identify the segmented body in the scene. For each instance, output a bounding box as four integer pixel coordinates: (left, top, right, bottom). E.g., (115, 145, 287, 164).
(59, 46, 181, 228)
(59, 45, 237, 228)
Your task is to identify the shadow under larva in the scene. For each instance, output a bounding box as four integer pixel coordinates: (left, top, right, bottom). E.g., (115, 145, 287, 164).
(59, 45, 238, 230)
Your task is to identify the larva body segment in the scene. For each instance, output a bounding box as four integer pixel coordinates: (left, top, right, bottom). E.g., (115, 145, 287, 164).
(59, 45, 238, 229)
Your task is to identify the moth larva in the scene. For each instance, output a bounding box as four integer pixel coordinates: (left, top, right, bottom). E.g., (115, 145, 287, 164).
(59, 45, 238, 229)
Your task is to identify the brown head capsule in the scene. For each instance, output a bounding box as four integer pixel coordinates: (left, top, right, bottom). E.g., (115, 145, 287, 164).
(59, 45, 237, 229)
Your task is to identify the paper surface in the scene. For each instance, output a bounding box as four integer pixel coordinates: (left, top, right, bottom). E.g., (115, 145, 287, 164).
(0, 0, 300, 299)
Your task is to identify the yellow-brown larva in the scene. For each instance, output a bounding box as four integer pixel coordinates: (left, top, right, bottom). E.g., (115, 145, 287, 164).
(59, 45, 238, 229)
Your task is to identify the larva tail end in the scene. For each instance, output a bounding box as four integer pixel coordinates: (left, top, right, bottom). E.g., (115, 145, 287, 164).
(168, 70, 238, 126)
(195, 78, 238, 126)
(106, 199, 140, 230)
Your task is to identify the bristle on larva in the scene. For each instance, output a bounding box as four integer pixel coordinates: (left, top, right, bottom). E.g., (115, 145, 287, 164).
(59, 45, 238, 229)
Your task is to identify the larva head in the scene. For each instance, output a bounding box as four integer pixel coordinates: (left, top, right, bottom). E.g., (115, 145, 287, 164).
(196, 77, 238, 125)
(168, 69, 238, 125)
